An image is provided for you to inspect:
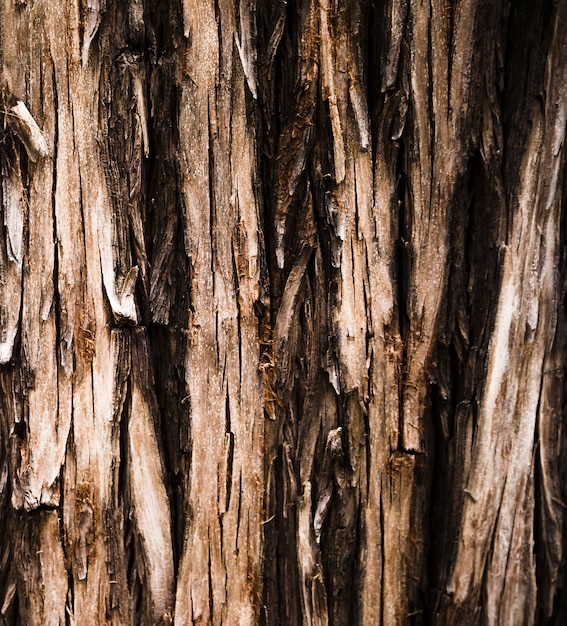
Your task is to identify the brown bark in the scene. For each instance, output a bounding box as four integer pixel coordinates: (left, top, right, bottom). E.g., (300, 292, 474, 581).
(0, 0, 566, 625)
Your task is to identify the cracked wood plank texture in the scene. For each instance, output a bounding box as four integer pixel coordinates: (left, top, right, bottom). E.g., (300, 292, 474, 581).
(0, 0, 565, 625)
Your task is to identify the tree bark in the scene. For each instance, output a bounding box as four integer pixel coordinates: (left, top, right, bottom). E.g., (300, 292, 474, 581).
(0, 0, 566, 625)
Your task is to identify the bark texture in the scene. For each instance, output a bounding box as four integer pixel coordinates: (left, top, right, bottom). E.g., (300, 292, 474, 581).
(0, 0, 565, 625)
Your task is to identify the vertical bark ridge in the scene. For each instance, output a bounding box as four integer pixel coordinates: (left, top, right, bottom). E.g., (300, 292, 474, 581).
(174, 0, 264, 623)
(438, 3, 567, 624)
(0, 0, 176, 623)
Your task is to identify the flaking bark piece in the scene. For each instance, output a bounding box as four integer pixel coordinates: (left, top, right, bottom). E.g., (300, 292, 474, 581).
(8, 101, 49, 162)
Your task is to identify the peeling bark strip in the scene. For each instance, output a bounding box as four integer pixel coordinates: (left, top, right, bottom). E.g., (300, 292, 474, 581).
(0, 0, 566, 625)
(6, 101, 49, 163)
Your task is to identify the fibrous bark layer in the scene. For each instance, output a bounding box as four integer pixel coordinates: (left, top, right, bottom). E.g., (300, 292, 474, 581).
(0, 1, 565, 625)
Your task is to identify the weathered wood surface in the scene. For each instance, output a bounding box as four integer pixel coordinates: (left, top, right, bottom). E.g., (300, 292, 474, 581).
(0, 0, 565, 624)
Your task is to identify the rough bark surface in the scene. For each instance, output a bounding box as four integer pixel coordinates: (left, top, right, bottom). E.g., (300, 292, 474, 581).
(0, 0, 565, 625)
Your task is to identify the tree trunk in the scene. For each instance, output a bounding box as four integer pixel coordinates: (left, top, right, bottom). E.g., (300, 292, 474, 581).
(0, 0, 565, 624)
